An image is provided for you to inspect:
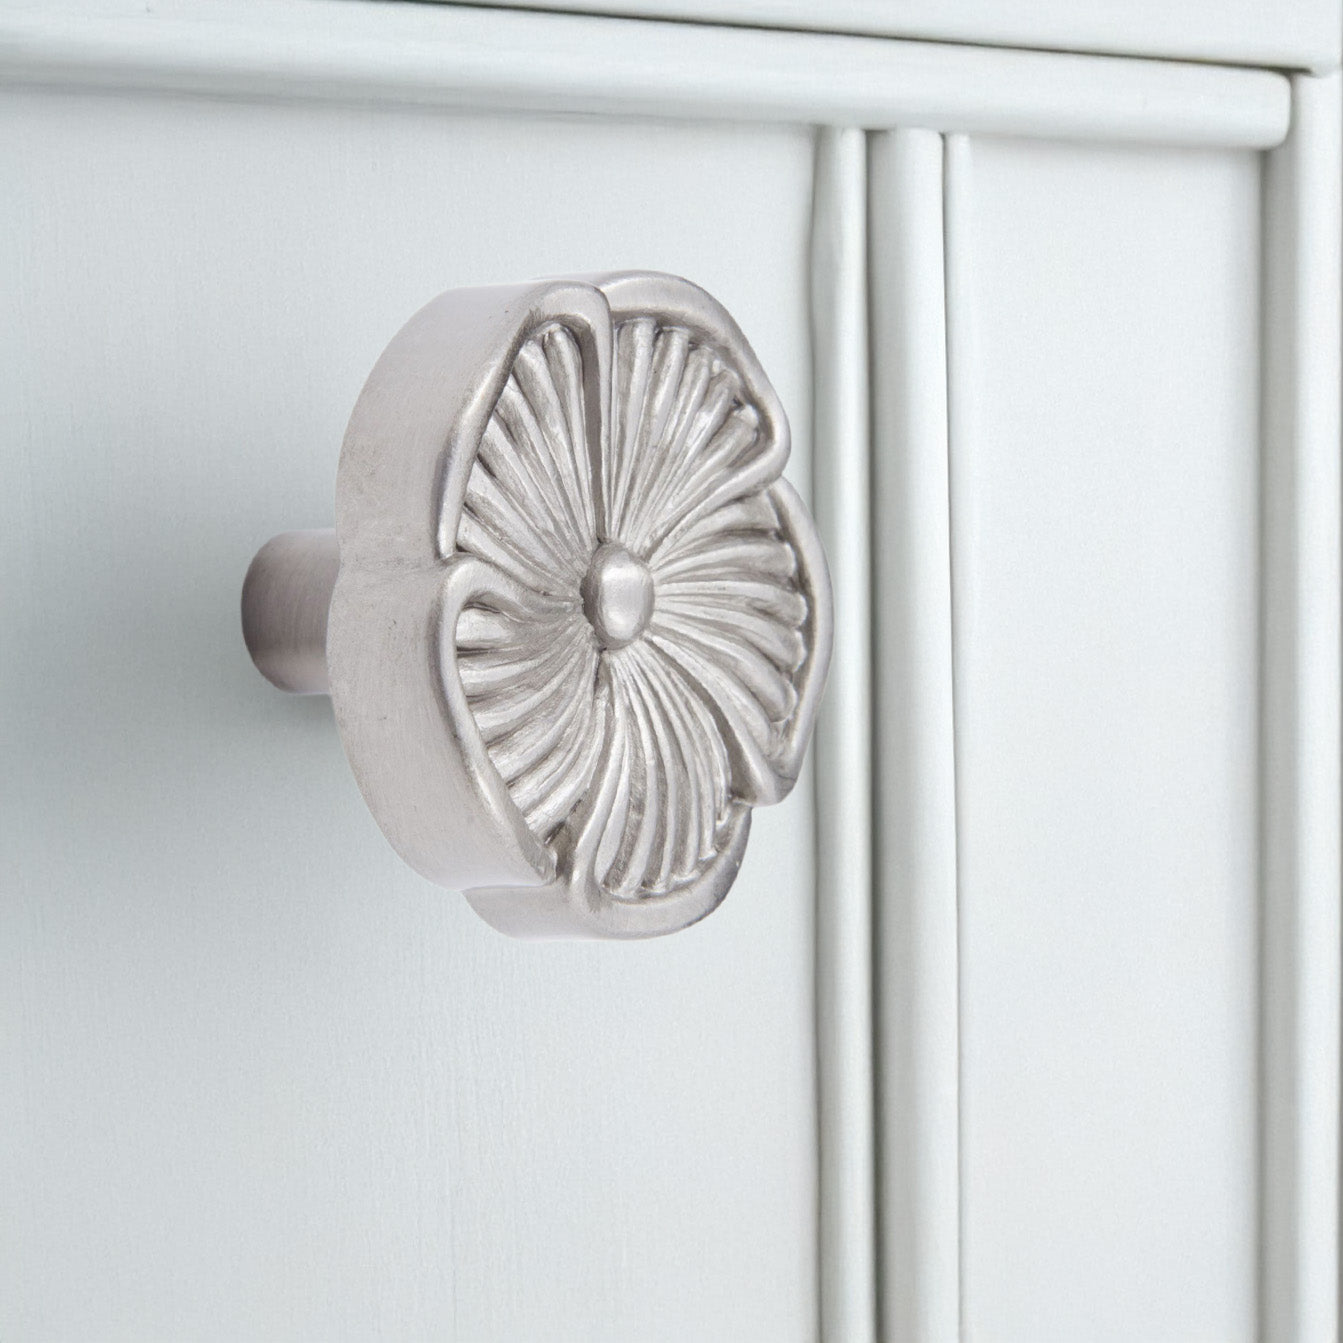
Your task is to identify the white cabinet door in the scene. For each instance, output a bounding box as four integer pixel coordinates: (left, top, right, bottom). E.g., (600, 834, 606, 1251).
(1, 4, 1336, 1341)
(0, 86, 820, 1343)
(870, 89, 1339, 1343)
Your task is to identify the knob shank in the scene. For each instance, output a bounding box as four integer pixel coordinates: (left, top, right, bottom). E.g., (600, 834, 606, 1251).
(241, 529, 339, 694)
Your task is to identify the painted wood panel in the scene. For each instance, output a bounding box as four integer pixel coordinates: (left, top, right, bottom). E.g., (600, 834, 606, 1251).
(0, 0, 1291, 150)
(1259, 72, 1342, 1343)
(868, 127, 960, 1343)
(944, 136, 1263, 1342)
(456, 0, 1340, 73)
(811, 125, 877, 1343)
(0, 87, 819, 1341)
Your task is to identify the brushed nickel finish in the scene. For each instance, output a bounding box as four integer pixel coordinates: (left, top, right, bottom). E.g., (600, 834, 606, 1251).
(241, 529, 339, 694)
(241, 272, 832, 938)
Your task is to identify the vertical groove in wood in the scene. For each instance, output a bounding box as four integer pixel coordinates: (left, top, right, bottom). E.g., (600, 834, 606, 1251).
(811, 124, 877, 1343)
(1259, 70, 1342, 1343)
(869, 128, 961, 1343)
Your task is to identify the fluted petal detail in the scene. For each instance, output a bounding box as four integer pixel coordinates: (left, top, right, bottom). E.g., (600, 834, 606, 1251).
(453, 321, 604, 852)
(444, 286, 827, 931)
(539, 325, 599, 543)
(635, 639, 731, 877)
(647, 482, 809, 788)
(554, 641, 734, 899)
(646, 626, 782, 806)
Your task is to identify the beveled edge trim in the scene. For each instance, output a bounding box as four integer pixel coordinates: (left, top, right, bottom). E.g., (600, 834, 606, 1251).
(0, 0, 1291, 148)
(1258, 69, 1342, 1343)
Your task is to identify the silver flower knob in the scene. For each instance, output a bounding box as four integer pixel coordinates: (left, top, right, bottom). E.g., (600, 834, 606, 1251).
(242, 273, 832, 939)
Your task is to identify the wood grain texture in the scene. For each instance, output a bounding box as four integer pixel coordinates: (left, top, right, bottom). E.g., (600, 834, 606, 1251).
(1259, 70, 1342, 1343)
(0, 0, 1291, 148)
(0, 87, 819, 1341)
(810, 125, 876, 1343)
(868, 128, 960, 1343)
(945, 133, 1263, 1342)
(443, 0, 1341, 75)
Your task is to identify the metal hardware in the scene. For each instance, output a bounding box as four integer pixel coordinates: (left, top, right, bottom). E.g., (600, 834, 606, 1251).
(241, 272, 832, 938)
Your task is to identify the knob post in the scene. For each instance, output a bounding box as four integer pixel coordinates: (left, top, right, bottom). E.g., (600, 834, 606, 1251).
(241, 529, 339, 694)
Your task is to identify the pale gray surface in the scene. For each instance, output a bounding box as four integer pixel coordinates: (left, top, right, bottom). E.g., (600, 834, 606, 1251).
(0, 0, 1293, 151)
(430, 0, 1338, 70)
(947, 137, 1261, 1342)
(0, 88, 817, 1340)
(868, 126, 960, 1343)
(1258, 73, 1343, 1340)
(809, 126, 876, 1342)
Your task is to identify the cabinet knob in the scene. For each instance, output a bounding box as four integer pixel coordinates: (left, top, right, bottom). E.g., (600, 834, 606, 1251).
(242, 273, 832, 938)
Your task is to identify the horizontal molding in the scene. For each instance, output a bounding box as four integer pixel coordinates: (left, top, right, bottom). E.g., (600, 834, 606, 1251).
(0, 0, 1290, 147)
(439, 0, 1340, 76)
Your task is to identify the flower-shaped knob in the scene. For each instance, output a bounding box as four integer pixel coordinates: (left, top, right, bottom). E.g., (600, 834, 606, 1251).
(242, 273, 832, 938)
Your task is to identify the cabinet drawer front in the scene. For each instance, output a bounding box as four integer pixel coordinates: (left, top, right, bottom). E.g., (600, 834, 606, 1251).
(0, 88, 819, 1343)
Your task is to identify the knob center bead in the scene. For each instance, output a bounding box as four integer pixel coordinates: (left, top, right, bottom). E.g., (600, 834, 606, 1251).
(581, 542, 654, 649)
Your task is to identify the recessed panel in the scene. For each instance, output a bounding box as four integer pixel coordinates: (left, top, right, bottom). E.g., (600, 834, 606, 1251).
(947, 137, 1261, 1342)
